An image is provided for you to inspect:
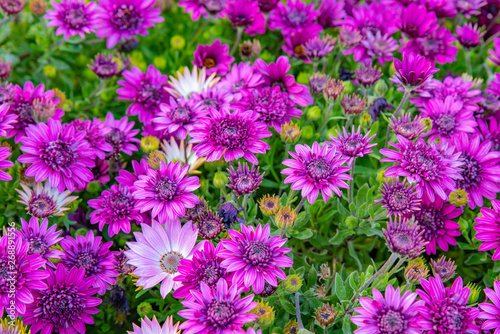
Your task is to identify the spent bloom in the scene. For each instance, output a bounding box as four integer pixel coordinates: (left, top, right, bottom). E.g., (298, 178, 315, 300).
(193, 40, 234, 76)
(327, 126, 376, 166)
(45, 0, 98, 39)
(16, 182, 78, 219)
(227, 162, 264, 196)
(474, 199, 500, 260)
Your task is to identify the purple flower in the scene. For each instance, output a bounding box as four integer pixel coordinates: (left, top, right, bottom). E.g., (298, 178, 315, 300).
(0, 234, 48, 317)
(173, 241, 232, 299)
(218, 62, 263, 102)
(0, 146, 13, 181)
(282, 142, 351, 204)
(71, 118, 113, 160)
(17, 217, 64, 264)
(0, 82, 14, 104)
(178, 0, 226, 21)
(88, 53, 123, 79)
(254, 56, 313, 107)
(479, 280, 500, 330)
(192, 85, 232, 112)
(23, 265, 102, 334)
(342, 2, 398, 37)
(0, 59, 11, 80)
(125, 220, 203, 298)
(352, 285, 423, 334)
(400, 27, 457, 64)
(389, 113, 426, 140)
(133, 161, 200, 221)
(487, 73, 500, 97)
(0, 0, 25, 14)
(153, 96, 207, 140)
(117, 65, 171, 124)
(455, 0, 486, 17)
(339, 26, 362, 48)
(478, 117, 500, 152)
(45, 0, 98, 39)
(422, 0, 457, 17)
(178, 278, 258, 334)
(327, 126, 376, 166)
(303, 35, 336, 62)
(95, 0, 164, 48)
(129, 316, 181, 334)
(390, 53, 438, 89)
(225, 0, 266, 36)
(317, 0, 345, 28)
(190, 108, 271, 164)
(383, 217, 427, 259)
(456, 23, 484, 49)
(268, 0, 322, 34)
(88, 184, 142, 237)
(18, 119, 95, 192)
(354, 63, 382, 87)
(376, 178, 421, 217)
(380, 135, 462, 202)
(282, 26, 323, 63)
(398, 3, 438, 38)
(430, 256, 457, 282)
(488, 38, 500, 66)
(16, 182, 78, 218)
(116, 158, 151, 187)
(417, 276, 479, 334)
(256, 0, 279, 12)
(227, 162, 264, 196)
(193, 40, 234, 76)
(104, 112, 140, 159)
(474, 199, 500, 259)
(0, 103, 16, 137)
(358, 31, 399, 66)
(219, 224, 292, 293)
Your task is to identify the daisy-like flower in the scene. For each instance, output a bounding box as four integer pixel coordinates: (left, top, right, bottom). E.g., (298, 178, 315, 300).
(125, 220, 203, 298)
(398, 4, 438, 38)
(341, 94, 366, 115)
(430, 256, 457, 282)
(219, 224, 292, 293)
(128, 316, 181, 334)
(268, 0, 321, 35)
(389, 113, 426, 140)
(60, 230, 118, 295)
(308, 73, 328, 95)
(0, 82, 14, 104)
(153, 97, 207, 140)
(359, 31, 399, 66)
(376, 178, 421, 217)
(303, 35, 336, 62)
(167, 66, 220, 99)
(179, 278, 258, 334)
(421, 97, 477, 142)
(354, 63, 382, 87)
(16, 182, 78, 219)
(414, 196, 462, 254)
(328, 126, 376, 166)
(0, 235, 49, 317)
(173, 241, 232, 299)
(1, 0, 25, 14)
(380, 135, 462, 201)
(192, 85, 232, 112)
(478, 280, 500, 331)
(227, 162, 264, 196)
(0, 102, 17, 137)
(416, 276, 479, 334)
(453, 133, 500, 209)
(352, 285, 423, 334)
(133, 160, 200, 221)
(455, 0, 486, 17)
(383, 217, 427, 259)
(45, 0, 98, 39)
(190, 108, 271, 164)
(456, 23, 484, 49)
(18, 118, 95, 192)
(160, 137, 205, 175)
(88, 184, 142, 237)
(282, 26, 323, 63)
(400, 27, 458, 64)
(0, 146, 13, 181)
(488, 38, 500, 67)
(178, 0, 226, 21)
(282, 142, 351, 204)
(17, 216, 64, 264)
(95, 0, 164, 48)
(23, 265, 102, 334)
(474, 199, 500, 260)
(88, 53, 123, 79)
(391, 53, 438, 90)
(117, 65, 171, 124)
(193, 40, 234, 76)
(317, 0, 345, 28)
(104, 112, 140, 159)
(195, 210, 224, 239)
(0, 59, 11, 80)
(339, 26, 362, 49)
(71, 118, 113, 160)
(217, 62, 263, 101)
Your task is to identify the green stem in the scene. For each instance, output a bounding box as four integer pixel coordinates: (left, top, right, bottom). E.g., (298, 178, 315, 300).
(230, 27, 244, 56)
(318, 103, 334, 133)
(384, 90, 411, 148)
(295, 293, 304, 329)
(242, 194, 250, 222)
(294, 197, 307, 214)
(386, 257, 405, 278)
(287, 189, 296, 206)
(331, 47, 344, 76)
(88, 80, 105, 100)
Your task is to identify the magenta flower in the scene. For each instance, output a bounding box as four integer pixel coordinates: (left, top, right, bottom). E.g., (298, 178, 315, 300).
(0, 59, 11, 80)
(352, 285, 423, 334)
(133, 161, 200, 221)
(17, 217, 64, 264)
(0, 82, 14, 104)
(474, 199, 500, 259)
(417, 276, 479, 334)
(383, 217, 427, 259)
(178, 0, 226, 21)
(60, 230, 118, 295)
(398, 4, 438, 38)
(488, 73, 500, 97)
(71, 118, 113, 160)
(0, 102, 17, 137)
(193, 40, 234, 76)
(0, 234, 48, 317)
(422, 0, 457, 17)
(391, 53, 438, 89)
(95, 0, 164, 48)
(218, 62, 263, 102)
(478, 116, 500, 151)
(116, 158, 151, 187)
(479, 280, 500, 331)
(88, 53, 125, 79)
(358, 31, 399, 66)
(192, 85, 232, 112)
(179, 278, 258, 334)
(282, 142, 351, 204)
(317, 0, 345, 28)
(380, 135, 462, 202)
(400, 27, 457, 64)
(117, 65, 171, 124)
(0, 146, 13, 181)
(125, 220, 203, 298)
(282, 26, 322, 63)
(190, 108, 271, 164)
(23, 264, 102, 334)
(268, 0, 322, 34)
(455, 0, 486, 17)
(342, 2, 398, 37)
(104, 112, 140, 159)
(354, 63, 382, 87)
(18, 118, 95, 192)
(129, 316, 181, 334)
(488, 38, 500, 66)
(456, 23, 484, 49)
(219, 224, 292, 294)
(153, 96, 207, 140)
(328, 126, 376, 166)
(376, 178, 421, 217)
(45, 0, 98, 39)
(254, 56, 313, 107)
(389, 113, 426, 140)
(227, 162, 264, 196)
(225, 0, 266, 36)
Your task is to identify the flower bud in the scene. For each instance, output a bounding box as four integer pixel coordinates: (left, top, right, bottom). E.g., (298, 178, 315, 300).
(141, 136, 160, 153)
(307, 106, 322, 121)
(360, 113, 372, 128)
(29, 0, 46, 15)
(421, 117, 432, 132)
(213, 171, 229, 189)
(170, 36, 186, 50)
(147, 150, 167, 170)
(275, 205, 297, 230)
(259, 194, 280, 216)
(87, 181, 100, 193)
(285, 320, 300, 334)
(284, 274, 303, 293)
(137, 302, 152, 317)
(404, 257, 428, 285)
(374, 79, 389, 97)
(315, 303, 337, 328)
(43, 65, 57, 78)
(345, 215, 358, 228)
(281, 123, 301, 144)
(323, 78, 344, 102)
(431, 256, 456, 282)
(153, 56, 167, 70)
(251, 301, 275, 328)
(450, 189, 468, 207)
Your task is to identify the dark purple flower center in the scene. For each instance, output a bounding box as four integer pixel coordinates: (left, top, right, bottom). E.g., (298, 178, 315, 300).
(340, 137, 363, 156)
(211, 117, 248, 149)
(200, 263, 226, 287)
(232, 80, 245, 94)
(401, 143, 444, 182)
(207, 300, 235, 328)
(415, 208, 444, 241)
(138, 83, 166, 109)
(386, 187, 413, 213)
(155, 177, 178, 201)
(106, 129, 125, 158)
(456, 152, 482, 191)
(200, 97, 220, 109)
(390, 231, 414, 254)
(418, 37, 445, 58)
(306, 158, 331, 180)
(75, 252, 98, 276)
(106, 189, 135, 221)
(64, 6, 87, 29)
(377, 309, 408, 333)
(245, 87, 291, 127)
(28, 194, 56, 218)
(27, 237, 49, 256)
(286, 9, 307, 26)
(201, 0, 226, 14)
(160, 251, 183, 274)
(428, 300, 472, 332)
(42, 140, 76, 171)
(112, 5, 143, 31)
(10, 99, 35, 130)
(39, 286, 84, 328)
(197, 214, 223, 239)
(434, 114, 456, 136)
(171, 106, 193, 124)
(244, 241, 271, 267)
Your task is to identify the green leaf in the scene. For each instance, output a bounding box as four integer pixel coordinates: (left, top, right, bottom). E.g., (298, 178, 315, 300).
(337, 199, 351, 216)
(307, 266, 318, 289)
(294, 211, 310, 230)
(335, 273, 347, 301)
(279, 296, 296, 314)
(293, 228, 313, 240)
(349, 271, 360, 291)
(329, 229, 351, 245)
(343, 314, 353, 334)
(348, 242, 363, 271)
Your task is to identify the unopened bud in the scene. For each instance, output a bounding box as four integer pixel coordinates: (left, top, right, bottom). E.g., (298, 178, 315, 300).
(213, 171, 229, 189)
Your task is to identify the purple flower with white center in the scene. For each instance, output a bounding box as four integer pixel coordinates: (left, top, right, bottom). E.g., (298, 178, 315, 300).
(354, 63, 382, 87)
(117, 65, 171, 124)
(488, 38, 500, 66)
(282, 142, 352, 204)
(359, 31, 398, 66)
(192, 85, 232, 112)
(18, 119, 95, 192)
(23, 264, 102, 334)
(383, 217, 427, 259)
(71, 118, 113, 160)
(129, 315, 181, 334)
(104, 112, 140, 159)
(376, 178, 421, 217)
(190, 108, 271, 164)
(173, 241, 232, 299)
(227, 162, 264, 196)
(400, 27, 458, 64)
(352, 285, 423, 334)
(153, 96, 207, 140)
(60, 230, 118, 295)
(88, 184, 142, 237)
(178, 278, 258, 334)
(45, 0, 98, 39)
(453, 133, 500, 209)
(456, 23, 484, 49)
(389, 113, 426, 140)
(234, 86, 303, 133)
(88, 53, 122, 79)
(225, 0, 266, 36)
(133, 160, 200, 221)
(217, 62, 263, 102)
(125, 220, 203, 298)
(16, 182, 78, 219)
(474, 200, 500, 260)
(0, 103, 17, 137)
(17, 216, 64, 264)
(254, 56, 313, 107)
(95, 0, 164, 49)
(302, 34, 336, 62)
(268, 0, 322, 34)
(178, 0, 226, 21)
(455, 0, 486, 17)
(380, 135, 462, 202)
(479, 280, 500, 331)
(416, 276, 479, 334)
(328, 126, 376, 166)
(0, 234, 48, 317)
(0, 146, 13, 181)
(193, 40, 234, 76)
(219, 224, 292, 293)
(478, 117, 500, 151)
(6, 81, 64, 143)
(317, 0, 345, 28)
(391, 53, 438, 89)
(398, 4, 438, 38)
